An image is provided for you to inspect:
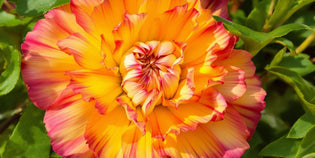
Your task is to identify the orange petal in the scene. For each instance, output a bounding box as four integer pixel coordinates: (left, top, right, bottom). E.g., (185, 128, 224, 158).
(101, 35, 118, 69)
(138, 0, 198, 16)
(113, 13, 146, 62)
(124, 0, 144, 14)
(70, 0, 103, 34)
(117, 95, 146, 133)
(44, 91, 95, 157)
(67, 69, 122, 114)
(139, 0, 172, 16)
(84, 106, 130, 157)
(90, 0, 125, 38)
(139, 4, 198, 42)
(163, 68, 197, 107)
(148, 87, 227, 139)
(120, 125, 160, 158)
(57, 33, 104, 69)
(154, 107, 250, 157)
(183, 21, 232, 66)
(193, 64, 227, 92)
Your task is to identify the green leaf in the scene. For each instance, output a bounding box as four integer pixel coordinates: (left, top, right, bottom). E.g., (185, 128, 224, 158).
(266, 66, 315, 114)
(0, 78, 28, 112)
(0, 0, 4, 7)
(0, 27, 22, 47)
(268, 24, 312, 39)
(267, 0, 315, 30)
(270, 47, 287, 66)
(279, 54, 315, 76)
(269, 47, 315, 76)
(260, 136, 301, 158)
(0, 11, 23, 27)
(0, 125, 15, 158)
(3, 103, 50, 158)
(287, 112, 315, 139)
(14, 0, 70, 16)
(295, 125, 315, 158)
(303, 153, 315, 158)
(265, 0, 296, 30)
(230, 10, 247, 25)
(242, 132, 264, 158)
(213, 16, 310, 56)
(0, 45, 21, 96)
(286, 8, 315, 47)
(273, 37, 296, 54)
(246, 0, 271, 31)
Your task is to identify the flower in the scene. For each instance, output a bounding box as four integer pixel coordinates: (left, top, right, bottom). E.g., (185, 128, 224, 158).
(22, 0, 266, 157)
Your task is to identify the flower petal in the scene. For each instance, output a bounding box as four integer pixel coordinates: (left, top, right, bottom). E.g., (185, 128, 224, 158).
(25, 5, 82, 49)
(155, 107, 250, 158)
(120, 125, 160, 157)
(148, 87, 227, 139)
(100, 35, 118, 69)
(200, 0, 229, 19)
(139, 4, 199, 43)
(22, 53, 76, 110)
(163, 67, 197, 107)
(44, 4, 85, 37)
(22, 5, 82, 109)
(44, 90, 95, 157)
(232, 76, 266, 136)
(90, 0, 125, 38)
(124, 0, 144, 13)
(193, 64, 227, 92)
(117, 95, 146, 133)
(183, 21, 232, 65)
(57, 33, 104, 69)
(214, 66, 246, 102)
(84, 106, 130, 157)
(113, 13, 146, 62)
(139, 0, 173, 16)
(67, 69, 122, 114)
(138, 0, 199, 16)
(70, 0, 103, 34)
(215, 49, 255, 78)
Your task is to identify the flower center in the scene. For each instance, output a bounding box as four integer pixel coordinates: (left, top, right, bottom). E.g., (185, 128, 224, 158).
(120, 41, 182, 114)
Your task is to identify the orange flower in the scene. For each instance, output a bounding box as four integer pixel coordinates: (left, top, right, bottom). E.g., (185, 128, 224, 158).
(22, 0, 266, 157)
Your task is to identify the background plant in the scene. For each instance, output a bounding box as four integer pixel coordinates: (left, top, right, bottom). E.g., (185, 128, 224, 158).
(0, 0, 315, 157)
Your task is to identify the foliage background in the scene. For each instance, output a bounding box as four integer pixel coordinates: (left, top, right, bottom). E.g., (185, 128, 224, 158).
(0, 0, 315, 157)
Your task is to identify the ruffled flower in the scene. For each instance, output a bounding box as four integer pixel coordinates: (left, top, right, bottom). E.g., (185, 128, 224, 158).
(22, 0, 266, 157)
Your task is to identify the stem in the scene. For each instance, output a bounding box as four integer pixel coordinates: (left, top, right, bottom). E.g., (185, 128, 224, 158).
(263, 0, 276, 32)
(296, 28, 315, 54)
(267, 0, 276, 17)
(0, 113, 21, 134)
(0, 100, 27, 134)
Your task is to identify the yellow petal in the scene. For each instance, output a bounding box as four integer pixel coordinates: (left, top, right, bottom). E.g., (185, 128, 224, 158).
(154, 107, 250, 158)
(85, 106, 130, 157)
(67, 69, 122, 114)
